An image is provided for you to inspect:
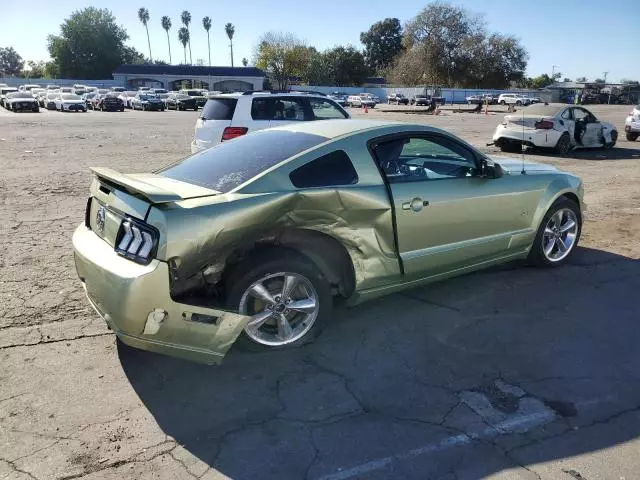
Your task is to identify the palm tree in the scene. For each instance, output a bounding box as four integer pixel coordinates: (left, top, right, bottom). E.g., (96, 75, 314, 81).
(242, 57, 248, 67)
(225, 23, 235, 67)
(202, 17, 212, 67)
(181, 10, 192, 64)
(161, 16, 172, 64)
(177, 27, 189, 64)
(138, 8, 152, 61)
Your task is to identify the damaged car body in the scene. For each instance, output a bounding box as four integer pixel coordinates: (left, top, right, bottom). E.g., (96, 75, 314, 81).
(73, 119, 584, 364)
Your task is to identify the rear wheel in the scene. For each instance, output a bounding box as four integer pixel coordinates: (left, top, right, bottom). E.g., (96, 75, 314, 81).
(604, 130, 617, 149)
(528, 197, 581, 267)
(554, 133, 572, 155)
(627, 132, 639, 141)
(226, 251, 332, 352)
(500, 100, 505, 105)
(499, 142, 521, 153)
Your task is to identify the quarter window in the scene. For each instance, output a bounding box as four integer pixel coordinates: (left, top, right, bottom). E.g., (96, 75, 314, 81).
(373, 135, 477, 183)
(308, 98, 348, 119)
(289, 150, 358, 188)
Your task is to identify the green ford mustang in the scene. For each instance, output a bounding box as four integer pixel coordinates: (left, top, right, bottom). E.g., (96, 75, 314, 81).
(73, 119, 584, 364)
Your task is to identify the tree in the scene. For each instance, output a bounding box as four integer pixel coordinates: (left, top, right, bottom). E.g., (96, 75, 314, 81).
(161, 16, 172, 64)
(563, 77, 572, 82)
(225, 23, 235, 66)
(202, 17, 212, 66)
(392, 1, 527, 88)
(255, 32, 309, 89)
(47, 8, 143, 79)
(620, 78, 639, 85)
(360, 18, 403, 73)
(0, 47, 24, 76)
(178, 27, 189, 64)
(22, 60, 47, 78)
(576, 76, 587, 82)
(181, 11, 192, 64)
(242, 57, 248, 67)
(323, 46, 369, 86)
(593, 78, 605, 84)
(138, 7, 152, 61)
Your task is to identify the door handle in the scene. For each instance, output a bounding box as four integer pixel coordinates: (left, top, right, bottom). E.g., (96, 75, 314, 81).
(402, 197, 429, 212)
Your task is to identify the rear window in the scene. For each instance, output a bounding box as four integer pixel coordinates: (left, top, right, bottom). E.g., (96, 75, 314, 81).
(202, 98, 237, 120)
(289, 150, 358, 188)
(159, 130, 328, 193)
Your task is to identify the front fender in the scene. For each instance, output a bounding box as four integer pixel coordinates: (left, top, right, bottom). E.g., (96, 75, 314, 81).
(531, 175, 584, 231)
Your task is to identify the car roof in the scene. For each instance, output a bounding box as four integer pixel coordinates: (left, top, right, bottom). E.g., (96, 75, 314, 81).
(269, 119, 408, 139)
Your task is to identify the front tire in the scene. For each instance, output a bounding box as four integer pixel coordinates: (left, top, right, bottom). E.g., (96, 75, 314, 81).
(226, 250, 332, 352)
(528, 197, 581, 267)
(554, 133, 572, 155)
(500, 100, 506, 105)
(604, 130, 617, 149)
(627, 132, 638, 141)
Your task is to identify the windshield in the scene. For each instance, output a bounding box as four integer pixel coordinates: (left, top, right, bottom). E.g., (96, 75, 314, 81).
(61, 94, 81, 100)
(10, 92, 34, 99)
(185, 90, 201, 96)
(174, 94, 190, 99)
(159, 130, 328, 193)
(138, 95, 157, 100)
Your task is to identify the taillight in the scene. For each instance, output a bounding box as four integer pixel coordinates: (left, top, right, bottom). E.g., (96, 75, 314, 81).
(221, 126, 248, 141)
(534, 120, 554, 129)
(115, 218, 159, 265)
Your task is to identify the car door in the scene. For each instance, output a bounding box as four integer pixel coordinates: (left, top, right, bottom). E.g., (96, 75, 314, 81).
(267, 97, 309, 128)
(371, 133, 540, 278)
(571, 107, 604, 146)
(559, 107, 575, 144)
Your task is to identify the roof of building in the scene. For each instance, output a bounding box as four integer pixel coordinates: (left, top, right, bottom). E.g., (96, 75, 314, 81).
(113, 64, 265, 77)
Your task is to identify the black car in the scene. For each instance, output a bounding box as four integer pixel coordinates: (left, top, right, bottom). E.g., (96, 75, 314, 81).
(166, 93, 198, 111)
(388, 93, 409, 105)
(97, 93, 125, 112)
(5, 92, 39, 112)
(181, 89, 208, 108)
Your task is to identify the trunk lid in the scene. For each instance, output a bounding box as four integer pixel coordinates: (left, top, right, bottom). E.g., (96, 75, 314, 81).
(87, 168, 218, 248)
(504, 114, 552, 129)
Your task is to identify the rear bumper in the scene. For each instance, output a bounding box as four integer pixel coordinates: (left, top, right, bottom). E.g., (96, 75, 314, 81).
(72, 224, 249, 364)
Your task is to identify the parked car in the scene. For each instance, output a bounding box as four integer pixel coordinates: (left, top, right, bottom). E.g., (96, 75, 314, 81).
(327, 94, 348, 107)
(44, 92, 60, 110)
(192, 92, 350, 152)
(131, 93, 165, 111)
(55, 93, 87, 112)
(180, 89, 208, 109)
(410, 94, 430, 106)
(149, 88, 168, 95)
(82, 92, 99, 107)
(30, 88, 46, 99)
(96, 93, 125, 112)
(119, 91, 138, 109)
(166, 93, 198, 111)
(59, 87, 74, 94)
(46, 85, 59, 90)
(347, 94, 376, 108)
(492, 103, 617, 153)
(111, 86, 126, 92)
(1, 87, 18, 108)
(388, 93, 409, 105)
(98, 88, 111, 95)
(36, 90, 49, 107)
(18, 84, 41, 92)
(498, 93, 531, 106)
(73, 119, 585, 364)
(4, 91, 39, 112)
(138, 86, 152, 91)
(625, 105, 640, 141)
(527, 97, 542, 104)
(466, 94, 498, 105)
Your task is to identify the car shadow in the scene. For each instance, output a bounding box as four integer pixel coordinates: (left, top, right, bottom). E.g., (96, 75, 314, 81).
(522, 145, 640, 161)
(119, 246, 640, 479)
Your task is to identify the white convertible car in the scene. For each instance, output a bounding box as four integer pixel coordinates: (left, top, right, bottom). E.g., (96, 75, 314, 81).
(492, 104, 618, 154)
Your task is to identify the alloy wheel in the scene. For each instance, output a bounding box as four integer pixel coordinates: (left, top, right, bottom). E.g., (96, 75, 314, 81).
(239, 272, 319, 346)
(542, 208, 578, 262)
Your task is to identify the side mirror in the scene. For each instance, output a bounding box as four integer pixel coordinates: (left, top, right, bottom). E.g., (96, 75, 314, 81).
(479, 159, 504, 179)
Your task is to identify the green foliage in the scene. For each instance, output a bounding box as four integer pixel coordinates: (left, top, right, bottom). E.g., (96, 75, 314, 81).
(47, 8, 143, 79)
(391, 1, 527, 88)
(255, 32, 311, 89)
(22, 60, 48, 78)
(519, 72, 561, 89)
(225, 23, 235, 40)
(178, 27, 190, 64)
(360, 18, 403, 73)
(242, 57, 248, 67)
(0, 46, 24, 76)
(322, 46, 369, 86)
(202, 16, 212, 32)
(576, 76, 587, 82)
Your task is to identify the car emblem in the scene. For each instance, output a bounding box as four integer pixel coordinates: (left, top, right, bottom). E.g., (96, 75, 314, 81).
(96, 206, 106, 233)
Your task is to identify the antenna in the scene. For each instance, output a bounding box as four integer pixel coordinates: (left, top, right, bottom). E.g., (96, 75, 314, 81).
(521, 104, 526, 174)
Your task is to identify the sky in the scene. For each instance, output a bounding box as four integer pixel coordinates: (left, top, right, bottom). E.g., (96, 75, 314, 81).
(1, 0, 638, 82)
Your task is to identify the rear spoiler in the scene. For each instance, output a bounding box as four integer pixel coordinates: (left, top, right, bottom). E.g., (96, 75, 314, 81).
(91, 167, 185, 203)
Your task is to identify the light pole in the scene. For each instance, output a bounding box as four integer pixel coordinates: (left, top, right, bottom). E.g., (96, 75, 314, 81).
(603, 72, 610, 104)
(551, 65, 559, 79)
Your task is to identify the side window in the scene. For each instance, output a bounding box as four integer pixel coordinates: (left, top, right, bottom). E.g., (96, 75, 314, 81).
(572, 108, 588, 121)
(251, 98, 273, 120)
(274, 97, 306, 121)
(374, 135, 477, 183)
(561, 109, 572, 120)
(308, 98, 348, 120)
(289, 150, 358, 188)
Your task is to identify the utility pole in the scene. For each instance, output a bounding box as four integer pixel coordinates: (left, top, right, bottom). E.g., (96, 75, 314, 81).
(552, 65, 559, 79)
(603, 71, 610, 104)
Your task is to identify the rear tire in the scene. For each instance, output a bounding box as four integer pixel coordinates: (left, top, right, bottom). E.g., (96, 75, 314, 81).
(604, 130, 617, 149)
(627, 132, 638, 141)
(226, 250, 332, 352)
(528, 197, 581, 267)
(499, 142, 521, 153)
(554, 133, 572, 155)
(500, 100, 505, 105)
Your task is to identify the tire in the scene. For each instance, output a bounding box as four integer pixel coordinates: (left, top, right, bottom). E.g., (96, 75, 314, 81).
(500, 100, 505, 105)
(554, 133, 572, 155)
(226, 249, 332, 352)
(604, 130, 617, 149)
(120, 108, 124, 112)
(627, 132, 639, 142)
(499, 142, 521, 153)
(527, 197, 581, 267)
(516, 101, 522, 106)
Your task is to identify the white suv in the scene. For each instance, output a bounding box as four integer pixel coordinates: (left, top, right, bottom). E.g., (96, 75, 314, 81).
(191, 92, 350, 153)
(625, 105, 640, 141)
(498, 93, 531, 106)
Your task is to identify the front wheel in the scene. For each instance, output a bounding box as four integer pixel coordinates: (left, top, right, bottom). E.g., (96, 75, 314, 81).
(226, 252, 332, 351)
(627, 132, 638, 141)
(528, 197, 581, 267)
(500, 100, 505, 105)
(604, 130, 617, 149)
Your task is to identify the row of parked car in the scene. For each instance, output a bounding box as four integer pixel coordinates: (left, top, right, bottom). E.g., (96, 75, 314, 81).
(0, 83, 216, 113)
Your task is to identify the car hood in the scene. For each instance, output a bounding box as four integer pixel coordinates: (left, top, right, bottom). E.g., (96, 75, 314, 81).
(491, 157, 559, 174)
(9, 98, 36, 102)
(62, 99, 84, 104)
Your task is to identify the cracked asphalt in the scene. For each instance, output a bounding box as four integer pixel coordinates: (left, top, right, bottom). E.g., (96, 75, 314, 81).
(1, 104, 639, 480)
